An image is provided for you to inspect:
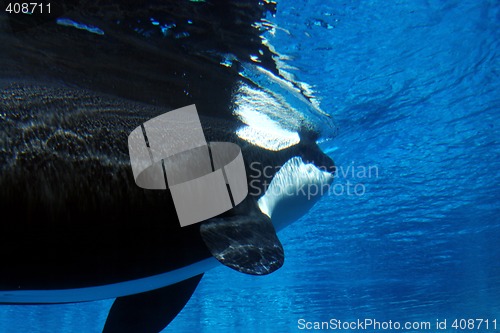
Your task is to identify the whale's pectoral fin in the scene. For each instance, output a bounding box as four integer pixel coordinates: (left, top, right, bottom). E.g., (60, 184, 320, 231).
(200, 213, 284, 275)
(102, 274, 203, 333)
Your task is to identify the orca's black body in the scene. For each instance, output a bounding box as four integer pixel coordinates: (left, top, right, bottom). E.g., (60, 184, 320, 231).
(0, 1, 335, 332)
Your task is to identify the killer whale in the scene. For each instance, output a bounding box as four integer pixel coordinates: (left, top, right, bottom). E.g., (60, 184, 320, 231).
(0, 1, 336, 332)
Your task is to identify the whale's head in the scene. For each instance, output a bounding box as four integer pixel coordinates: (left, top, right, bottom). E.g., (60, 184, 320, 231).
(198, 59, 336, 276)
(226, 63, 336, 232)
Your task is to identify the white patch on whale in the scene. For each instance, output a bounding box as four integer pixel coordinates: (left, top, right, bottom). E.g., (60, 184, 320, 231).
(232, 62, 336, 151)
(233, 84, 300, 151)
(257, 156, 333, 231)
(236, 124, 299, 151)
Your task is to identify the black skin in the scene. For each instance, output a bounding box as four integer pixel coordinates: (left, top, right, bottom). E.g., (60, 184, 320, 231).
(0, 1, 334, 291)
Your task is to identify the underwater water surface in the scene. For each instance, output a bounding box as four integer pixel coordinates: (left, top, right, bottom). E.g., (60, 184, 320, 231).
(1, 0, 499, 332)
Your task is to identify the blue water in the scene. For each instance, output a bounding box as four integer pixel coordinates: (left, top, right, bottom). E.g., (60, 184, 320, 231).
(1, 0, 499, 332)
